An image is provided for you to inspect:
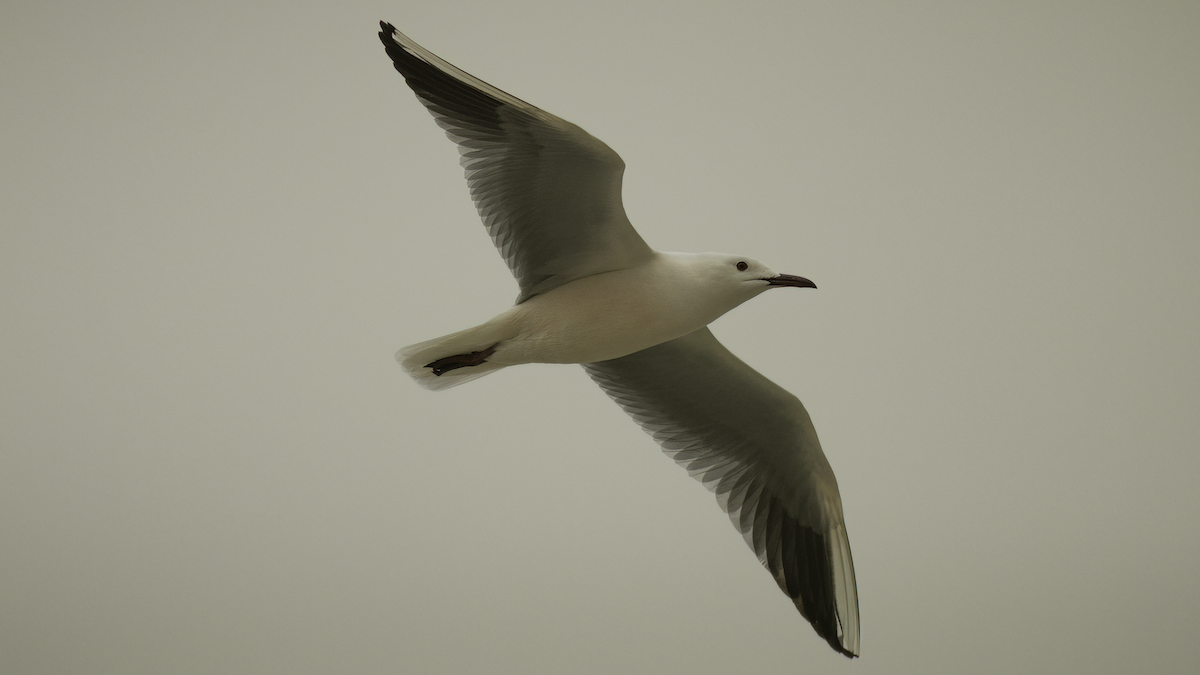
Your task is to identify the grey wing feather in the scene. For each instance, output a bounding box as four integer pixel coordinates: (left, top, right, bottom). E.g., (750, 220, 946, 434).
(584, 328, 860, 658)
(379, 22, 654, 302)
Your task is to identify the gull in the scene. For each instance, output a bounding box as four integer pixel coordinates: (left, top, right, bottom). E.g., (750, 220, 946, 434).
(378, 22, 860, 658)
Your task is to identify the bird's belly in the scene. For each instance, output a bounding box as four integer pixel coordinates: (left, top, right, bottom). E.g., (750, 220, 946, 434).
(489, 273, 711, 365)
(497, 316, 684, 364)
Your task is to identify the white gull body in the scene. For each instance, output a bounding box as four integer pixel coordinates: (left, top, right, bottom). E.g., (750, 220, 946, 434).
(380, 22, 860, 658)
(399, 251, 808, 388)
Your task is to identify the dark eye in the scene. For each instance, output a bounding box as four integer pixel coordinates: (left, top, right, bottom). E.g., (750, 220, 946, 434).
(736, 261, 748, 271)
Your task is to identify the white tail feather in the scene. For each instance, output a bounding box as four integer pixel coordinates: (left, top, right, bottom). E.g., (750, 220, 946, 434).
(397, 323, 512, 391)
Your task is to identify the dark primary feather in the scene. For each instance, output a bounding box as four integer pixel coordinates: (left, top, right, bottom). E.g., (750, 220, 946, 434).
(378, 22, 652, 302)
(585, 328, 860, 657)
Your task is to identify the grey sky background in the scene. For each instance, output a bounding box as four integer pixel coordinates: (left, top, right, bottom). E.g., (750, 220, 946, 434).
(3, 1, 1198, 673)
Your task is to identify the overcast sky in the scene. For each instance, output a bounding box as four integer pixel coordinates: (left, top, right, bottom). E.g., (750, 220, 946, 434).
(3, 1, 1199, 674)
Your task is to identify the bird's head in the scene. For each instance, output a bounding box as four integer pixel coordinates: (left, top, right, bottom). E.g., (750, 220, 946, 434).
(652, 252, 817, 326)
(689, 253, 816, 300)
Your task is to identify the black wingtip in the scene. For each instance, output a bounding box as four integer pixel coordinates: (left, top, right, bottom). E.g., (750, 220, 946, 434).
(378, 22, 400, 50)
(797, 596, 858, 658)
(831, 635, 859, 659)
(378, 23, 392, 54)
(785, 523, 859, 658)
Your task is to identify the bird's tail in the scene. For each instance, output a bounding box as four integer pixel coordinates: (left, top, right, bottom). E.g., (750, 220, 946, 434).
(397, 322, 511, 391)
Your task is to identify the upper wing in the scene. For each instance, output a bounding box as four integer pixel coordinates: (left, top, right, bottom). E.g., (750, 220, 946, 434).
(379, 22, 654, 302)
(584, 327, 860, 658)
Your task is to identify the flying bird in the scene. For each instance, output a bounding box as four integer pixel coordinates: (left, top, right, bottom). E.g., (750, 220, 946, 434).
(378, 22, 860, 658)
